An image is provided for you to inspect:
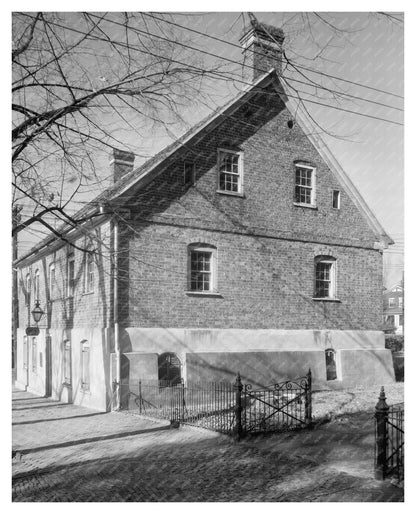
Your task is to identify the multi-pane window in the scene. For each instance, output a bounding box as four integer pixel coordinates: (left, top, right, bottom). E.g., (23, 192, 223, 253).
(314, 256, 336, 299)
(67, 254, 75, 297)
(34, 269, 40, 301)
(188, 245, 216, 292)
(332, 190, 340, 209)
(32, 337, 37, 373)
(25, 274, 31, 305)
(183, 162, 195, 186)
(389, 297, 395, 308)
(81, 341, 90, 391)
(63, 340, 71, 385)
(295, 164, 315, 206)
(398, 297, 403, 309)
(85, 253, 94, 293)
(49, 263, 55, 299)
(218, 149, 243, 194)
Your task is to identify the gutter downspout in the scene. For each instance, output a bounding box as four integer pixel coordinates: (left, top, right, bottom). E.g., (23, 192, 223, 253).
(113, 216, 121, 410)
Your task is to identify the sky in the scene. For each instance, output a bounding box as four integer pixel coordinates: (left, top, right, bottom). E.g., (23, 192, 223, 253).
(10, 9, 404, 288)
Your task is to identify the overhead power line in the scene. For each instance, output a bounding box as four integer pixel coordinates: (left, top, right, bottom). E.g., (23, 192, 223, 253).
(142, 12, 404, 101)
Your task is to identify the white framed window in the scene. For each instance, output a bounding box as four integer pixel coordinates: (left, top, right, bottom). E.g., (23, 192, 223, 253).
(34, 269, 40, 302)
(67, 254, 75, 297)
(80, 340, 90, 391)
(398, 297, 403, 309)
(188, 244, 217, 293)
(25, 274, 31, 305)
(314, 256, 336, 299)
(49, 263, 55, 299)
(332, 190, 340, 209)
(217, 149, 243, 195)
(183, 162, 195, 186)
(84, 253, 95, 293)
(389, 297, 395, 308)
(294, 164, 316, 207)
(63, 340, 71, 385)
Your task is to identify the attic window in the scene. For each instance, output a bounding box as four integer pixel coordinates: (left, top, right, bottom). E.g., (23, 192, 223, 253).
(332, 190, 340, 209)
(217, 149, 243, 196)
(294, 164, 316, 207)
(183, 162, 195, 186)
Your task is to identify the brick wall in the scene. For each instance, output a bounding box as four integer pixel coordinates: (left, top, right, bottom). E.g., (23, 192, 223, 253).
(117, 86, 383, 331)
(17, 221, 113, 330)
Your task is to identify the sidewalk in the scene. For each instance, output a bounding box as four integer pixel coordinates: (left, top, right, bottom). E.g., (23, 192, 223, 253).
(12, 387, 404, 502)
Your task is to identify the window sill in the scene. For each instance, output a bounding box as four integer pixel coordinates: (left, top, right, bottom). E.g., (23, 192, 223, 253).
(293, 202, 317, 210)
(186, 291, 223, 298)
(82, 291, 94, 296)
(312, 297, 341, 303)
(216, 189, 245, 198)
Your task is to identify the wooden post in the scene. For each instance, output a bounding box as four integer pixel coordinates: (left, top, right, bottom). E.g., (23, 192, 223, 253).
(234, 372, 243, 440)
(375, 386, 389, 480)
(305, 368, 312, 426)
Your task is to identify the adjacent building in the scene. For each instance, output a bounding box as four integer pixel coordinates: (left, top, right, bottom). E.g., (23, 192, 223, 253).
(14, 21, 396, 411)
(383, 281, 404, 335)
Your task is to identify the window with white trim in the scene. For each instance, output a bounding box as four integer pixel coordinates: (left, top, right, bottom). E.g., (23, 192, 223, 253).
(314, 256, 336, 299)
(332, 190, 340, 209)
(63, 340, 71, 385)
(34, 269, 40, 301)
(218, 149, 243, 194)
(49, 263, 55, 299)
(294, 164, 316, 206)
(84, 253, 94, 293)
(388, 297, 395, 308)
(188, 244, 217, 293)
(25, 274, 31, 305)
(80, 340, 90, 391)
(398, 297, 403, 309)
(67, 254, 75, 297)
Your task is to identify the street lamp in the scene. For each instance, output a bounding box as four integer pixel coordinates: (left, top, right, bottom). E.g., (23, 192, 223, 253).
(31, 300, 44, 324)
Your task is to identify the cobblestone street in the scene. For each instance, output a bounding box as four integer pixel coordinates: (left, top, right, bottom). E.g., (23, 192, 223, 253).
(12, 387, 404, 502)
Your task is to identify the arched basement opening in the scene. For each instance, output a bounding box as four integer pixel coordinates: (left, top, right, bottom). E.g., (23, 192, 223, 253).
(158, 352, 181, 385)
(325, 348, 337, 381)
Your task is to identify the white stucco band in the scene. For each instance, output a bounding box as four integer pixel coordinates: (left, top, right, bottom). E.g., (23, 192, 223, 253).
(121, 328, 385, 355)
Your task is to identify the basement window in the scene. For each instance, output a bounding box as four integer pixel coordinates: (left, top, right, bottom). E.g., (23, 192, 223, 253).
(325, 349, 338, 381)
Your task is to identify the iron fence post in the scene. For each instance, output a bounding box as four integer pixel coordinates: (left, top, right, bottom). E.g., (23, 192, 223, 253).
(305, 368, 312, 426)
(112, 379, 119, 411)
(375, 386, 389, 480)
(181, 379, 185, 422)
(234, 372, 243, 440)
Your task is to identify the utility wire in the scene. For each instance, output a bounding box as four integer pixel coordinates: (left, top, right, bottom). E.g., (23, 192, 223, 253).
(142, 12, 404, 100)
(19, 13, 404, 127)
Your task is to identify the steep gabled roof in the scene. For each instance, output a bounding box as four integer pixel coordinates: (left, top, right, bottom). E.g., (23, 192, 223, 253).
(16, 68, 393, 265)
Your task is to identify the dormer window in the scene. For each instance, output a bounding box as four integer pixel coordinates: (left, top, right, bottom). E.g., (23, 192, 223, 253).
(294, 164, 316, 207)
(217, 149, 243, 195)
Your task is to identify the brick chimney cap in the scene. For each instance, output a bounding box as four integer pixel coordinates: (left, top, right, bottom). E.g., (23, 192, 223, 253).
(241, 20, 285, 45)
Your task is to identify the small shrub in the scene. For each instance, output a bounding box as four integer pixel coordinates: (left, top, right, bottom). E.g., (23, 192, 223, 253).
(385, 335, 404, 352)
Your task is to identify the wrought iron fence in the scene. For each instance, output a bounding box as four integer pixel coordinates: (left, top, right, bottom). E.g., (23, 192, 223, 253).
(117, 370, 312, 438)
(375, 387, 404, 482)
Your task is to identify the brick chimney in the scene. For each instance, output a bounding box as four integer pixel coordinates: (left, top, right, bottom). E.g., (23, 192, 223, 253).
(240, 19, 285, 82)
(110, 148, 135, 183)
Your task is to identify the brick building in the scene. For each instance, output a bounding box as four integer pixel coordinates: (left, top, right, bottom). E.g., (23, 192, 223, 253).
(383, 281, 404, 335)
(14, 21, 396, 411)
